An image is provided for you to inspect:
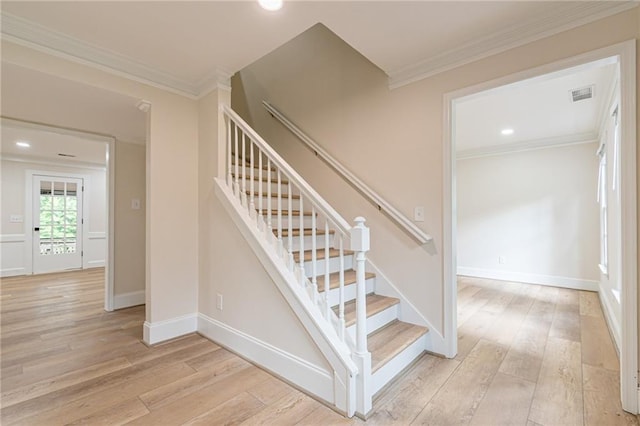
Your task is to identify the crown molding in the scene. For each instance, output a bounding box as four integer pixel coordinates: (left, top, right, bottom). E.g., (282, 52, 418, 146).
(457, 132, 599, 160)
(1, 12, 201, 98)
(389, 2, 639, 89)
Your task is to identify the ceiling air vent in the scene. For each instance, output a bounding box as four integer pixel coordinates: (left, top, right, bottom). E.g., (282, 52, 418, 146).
(569, 85, 594, 102)
(58, 153, 76, 158)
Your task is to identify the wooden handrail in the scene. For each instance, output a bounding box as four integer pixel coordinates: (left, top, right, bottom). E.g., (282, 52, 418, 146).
(263, 101, 433, 245)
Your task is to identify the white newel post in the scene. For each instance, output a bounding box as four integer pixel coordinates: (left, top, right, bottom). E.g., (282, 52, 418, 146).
(350, 216, 372, 416)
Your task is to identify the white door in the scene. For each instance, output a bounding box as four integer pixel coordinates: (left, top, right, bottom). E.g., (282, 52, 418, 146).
(33, 175, 84, 274)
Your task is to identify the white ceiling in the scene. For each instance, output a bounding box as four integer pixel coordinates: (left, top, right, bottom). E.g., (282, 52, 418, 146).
(0, 1, 632, 162)
(1, 1, 635, 96)
(455, 60, 617, 156)
(1, 122, 108, 166)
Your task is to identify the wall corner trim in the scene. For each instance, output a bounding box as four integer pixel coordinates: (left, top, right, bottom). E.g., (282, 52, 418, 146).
(143, 313, 197, 345)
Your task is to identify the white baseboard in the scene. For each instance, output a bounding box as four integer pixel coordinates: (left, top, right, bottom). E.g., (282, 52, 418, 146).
(198, 313, 334, 405)
(599, 287, 622, 353)
(113, 290, 145, 309)
(458, 267, 598, 291)
(0, 267, 26, 277)
(143, 313, 197, 345)
(87, 260, 105, 268)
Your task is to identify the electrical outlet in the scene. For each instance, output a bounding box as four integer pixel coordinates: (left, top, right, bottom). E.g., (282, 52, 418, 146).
(498, 256, 506, 265)
(414, 206, 425, 222)
(9, 215, 23, 223)
(216, 294, 223, 310)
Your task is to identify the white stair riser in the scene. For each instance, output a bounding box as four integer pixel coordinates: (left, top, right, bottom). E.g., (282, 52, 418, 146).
(234, 179, 289, 195)
(302, 254, 353, 276)
(260, 215, 316, 230)
(346, 304, 399, 338)
(250, 196, 302, 210)
(371, 333, 427, 395)
(286, 234, 335, 252)
(324, 278, 375, 307)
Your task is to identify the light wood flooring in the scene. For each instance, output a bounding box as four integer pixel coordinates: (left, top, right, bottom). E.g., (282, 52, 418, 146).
(0, 269, 636, 425)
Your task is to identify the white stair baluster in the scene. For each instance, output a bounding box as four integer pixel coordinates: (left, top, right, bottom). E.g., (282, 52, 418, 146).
(288, 182, 293, 270)
(311, 206, 317, 303)
(339, 234, 345, 341)
(234, 124, 239, 197)
(267, 158, 272, 237)
(258, 151, 263, 228)
(226, 118, 231, 188)
(324, 218, 330, 319)
(277, 169, 283, 255)
(241, 133, 247, 207)
(298, 197, 305, 287)
(249, 139, 255, 215)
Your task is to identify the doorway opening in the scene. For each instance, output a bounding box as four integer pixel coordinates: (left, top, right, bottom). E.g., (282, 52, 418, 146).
(443, 40, 636, 412)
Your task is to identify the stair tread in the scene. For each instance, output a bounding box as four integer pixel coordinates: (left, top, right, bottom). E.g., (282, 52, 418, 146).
(368, 320, 429, 373)
(259, 210, 314, 217)
(231, 173, 288, 184)
(337, 294, 399, 327)
(278, 228, 336, 237)
(245, 191, 301, 200)
(292, 248, 354, 263)
(316, 269, 376, 293)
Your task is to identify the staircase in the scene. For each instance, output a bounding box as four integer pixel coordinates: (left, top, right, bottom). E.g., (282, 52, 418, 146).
(214, 105, 430, 418)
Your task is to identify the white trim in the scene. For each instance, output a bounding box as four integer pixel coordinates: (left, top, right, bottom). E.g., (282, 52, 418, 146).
(143, 313, 197, 345)
(1, 154, 106, 170)
(1, 13, 199, 99)
(617, 39, 637, 414)
(113, 290, 145, 309)
(458, 267, 599, 292)
(0, 234, 26, 243)
(457, 132, 598, 160)
(1, 267, 26, 277)
(2, 116, 115, 143)
(444, 40, 637, 413)
(198, 313, 335, 405)
(105, 137, 116, 312)
(86, 260, 105, 268)
(88, 232, 106, 240)
(389, 2, 638, 89)
(600, 286, 622, 353)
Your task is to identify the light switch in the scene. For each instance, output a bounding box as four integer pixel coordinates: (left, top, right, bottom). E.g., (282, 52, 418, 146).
(131, 199, 141, 210)
(414, 206, 425, 222)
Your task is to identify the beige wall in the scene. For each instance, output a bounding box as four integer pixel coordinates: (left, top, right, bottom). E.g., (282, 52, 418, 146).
(2, 40, 200, 325)
(233, 10, 639, 338)
(114, 140, 146, 299)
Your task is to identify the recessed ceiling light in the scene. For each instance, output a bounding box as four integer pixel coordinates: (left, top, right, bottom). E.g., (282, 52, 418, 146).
(501, 128, 514, 136)
(16, 141, 31, 148)
(258, 0, 283, 11)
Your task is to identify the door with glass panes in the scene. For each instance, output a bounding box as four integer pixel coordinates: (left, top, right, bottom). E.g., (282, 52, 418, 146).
(33, 175, 83, 274)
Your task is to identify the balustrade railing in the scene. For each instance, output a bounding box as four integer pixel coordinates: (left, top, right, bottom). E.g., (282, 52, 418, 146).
(221, 105, 369, 357)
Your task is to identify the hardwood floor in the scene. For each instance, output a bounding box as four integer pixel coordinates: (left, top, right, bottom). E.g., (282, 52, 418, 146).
(1, 270, 636, 425)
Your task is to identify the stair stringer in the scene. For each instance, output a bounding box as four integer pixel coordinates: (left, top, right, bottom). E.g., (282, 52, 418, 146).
(213, 178, 358, 416)
(366, 259, 447, 356)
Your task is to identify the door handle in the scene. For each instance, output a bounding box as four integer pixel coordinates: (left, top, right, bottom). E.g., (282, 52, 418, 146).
(34, 227, 40, 232)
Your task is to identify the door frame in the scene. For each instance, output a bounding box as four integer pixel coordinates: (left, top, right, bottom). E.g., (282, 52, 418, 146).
(443, 40, 637, 412)
(13, 118, 116, 312)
